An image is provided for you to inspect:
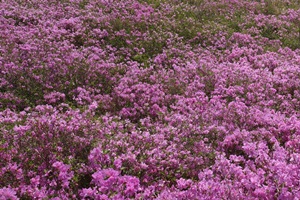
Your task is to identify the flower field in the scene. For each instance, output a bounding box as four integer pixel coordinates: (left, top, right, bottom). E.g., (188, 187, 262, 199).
(1, 0, 300, 199)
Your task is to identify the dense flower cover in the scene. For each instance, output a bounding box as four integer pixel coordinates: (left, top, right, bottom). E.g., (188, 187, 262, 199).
(1, 0, 300, 199)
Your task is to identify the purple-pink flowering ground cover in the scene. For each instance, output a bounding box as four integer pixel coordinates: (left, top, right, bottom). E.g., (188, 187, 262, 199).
(1, 0, 300, 199)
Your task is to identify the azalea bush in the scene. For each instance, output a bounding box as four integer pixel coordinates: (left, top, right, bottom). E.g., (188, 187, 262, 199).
(1, 0, 300, 199)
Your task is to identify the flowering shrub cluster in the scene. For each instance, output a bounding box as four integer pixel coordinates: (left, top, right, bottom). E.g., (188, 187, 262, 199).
(1, 0, 300, 199)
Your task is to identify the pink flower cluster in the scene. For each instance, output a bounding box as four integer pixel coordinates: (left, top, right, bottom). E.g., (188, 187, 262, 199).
(1, 0, 300, 199)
